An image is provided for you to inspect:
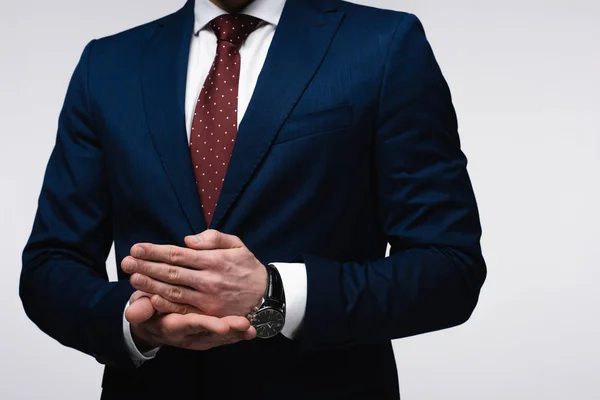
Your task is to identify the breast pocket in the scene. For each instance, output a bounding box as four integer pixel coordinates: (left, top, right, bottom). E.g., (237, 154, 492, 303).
(273, 104, 353, 145)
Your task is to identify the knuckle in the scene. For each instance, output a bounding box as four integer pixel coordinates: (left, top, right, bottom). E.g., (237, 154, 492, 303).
(200, 273, 220, 294)
(206, 302, 224, 317)
(203, 303, 217, 316)
(204, 230, 220, 244)
(131, 274, 146, 288)
(137, 260, 150, 275)
(168, 285, 183, 301)
(167, 302, 180, 314)
(166, 266, 179, 282)
(156, 297, 174, 313)
(220, 278, 235, 292)
(190, 273, 205, 289)
(168, 246, 183, 264)
(213, 275, 226, 291)
(152, 296, 165, 311)
(142, 277, 154, 290)
(206, 252, 222, 267)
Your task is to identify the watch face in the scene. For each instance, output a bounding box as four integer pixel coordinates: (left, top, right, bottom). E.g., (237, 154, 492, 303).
(253, 308, 284, 339)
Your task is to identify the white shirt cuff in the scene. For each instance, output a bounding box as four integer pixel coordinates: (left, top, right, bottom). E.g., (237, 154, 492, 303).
(123, 301, 160, 366)
(270, 263, 307, 339)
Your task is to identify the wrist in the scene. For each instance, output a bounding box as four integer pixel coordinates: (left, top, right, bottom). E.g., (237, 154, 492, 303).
(248, 264, 287, 339)
(261, 263, 269, 296)
(253, 262, 269, 307)
(247, 263, 269, 321)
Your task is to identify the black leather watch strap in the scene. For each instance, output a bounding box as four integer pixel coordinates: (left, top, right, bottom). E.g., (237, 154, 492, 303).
(265, 264, 285, 306)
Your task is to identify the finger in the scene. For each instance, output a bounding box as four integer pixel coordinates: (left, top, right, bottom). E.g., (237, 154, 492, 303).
(244, 326, 257, 340)
(185, 314, 231, 336)
(184, 229, 243, 250)
(162, 313, 230, 337)
(221, 315, 252, 332)
(129, 290, 152, 303)
(122, 256, 198, 286)
(151, 295, 202, 315)
(125, 297, 155, 324)
(130, 243, 200, 267)
(130, 244, 220, 271)
(130, 273, 204, 306)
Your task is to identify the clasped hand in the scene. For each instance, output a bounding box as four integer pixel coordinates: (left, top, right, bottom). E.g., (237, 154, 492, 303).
(121, 230, 267, 352)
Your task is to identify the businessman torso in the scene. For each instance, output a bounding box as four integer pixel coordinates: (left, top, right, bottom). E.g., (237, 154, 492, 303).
(99, 0, 395, 395)
(100, 2, 398, 394)
(22, 0, 486, 398)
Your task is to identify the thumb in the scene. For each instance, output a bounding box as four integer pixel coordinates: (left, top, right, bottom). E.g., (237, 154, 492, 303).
(184, 229, 243, 250)
(125, 297, 155, 325)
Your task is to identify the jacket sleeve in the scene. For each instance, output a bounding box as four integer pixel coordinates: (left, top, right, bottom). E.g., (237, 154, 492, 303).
(301, 14, 487, 347)
(20, 41, 136, 368)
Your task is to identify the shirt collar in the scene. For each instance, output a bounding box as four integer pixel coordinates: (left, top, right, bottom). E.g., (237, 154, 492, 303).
(194, 0, 287, 35)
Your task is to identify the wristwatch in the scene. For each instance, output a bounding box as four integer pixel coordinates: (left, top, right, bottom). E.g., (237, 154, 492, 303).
(248, 264, 286, 339)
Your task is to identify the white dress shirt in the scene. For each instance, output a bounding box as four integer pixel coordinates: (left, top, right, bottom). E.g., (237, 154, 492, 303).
(123, 0, 307, 363)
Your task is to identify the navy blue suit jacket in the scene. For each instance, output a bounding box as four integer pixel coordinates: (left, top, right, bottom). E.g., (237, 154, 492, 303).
(21, 0, 486, 398)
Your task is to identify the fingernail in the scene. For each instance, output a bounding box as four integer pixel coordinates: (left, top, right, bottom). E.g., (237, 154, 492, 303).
(122, 257, 136, 272)
(133, 246, 145, 257)
(134, 274, 146, 286)
(192, 234, 203, 243)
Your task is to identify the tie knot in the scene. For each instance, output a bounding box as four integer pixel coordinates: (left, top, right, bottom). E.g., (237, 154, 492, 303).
(210, 14, 262, 47)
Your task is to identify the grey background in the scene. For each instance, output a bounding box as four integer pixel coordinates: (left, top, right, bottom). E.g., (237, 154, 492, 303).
(1, 0, 599, 398)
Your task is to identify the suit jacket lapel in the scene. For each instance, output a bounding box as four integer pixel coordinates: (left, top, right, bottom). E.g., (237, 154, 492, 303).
(210, 0, 344, 229)
(141, 0, 207, 234)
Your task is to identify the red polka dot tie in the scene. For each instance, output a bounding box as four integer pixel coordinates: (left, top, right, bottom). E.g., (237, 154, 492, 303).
(190, 14, 261, 225)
